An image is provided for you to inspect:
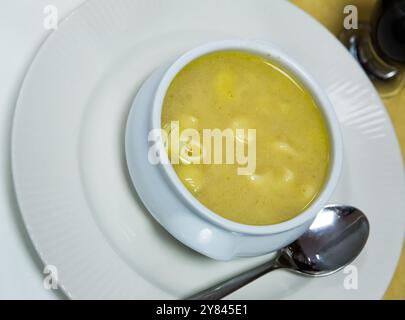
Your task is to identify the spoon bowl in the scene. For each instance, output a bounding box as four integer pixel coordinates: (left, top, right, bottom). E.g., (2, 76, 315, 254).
(281, 205, 370, 277)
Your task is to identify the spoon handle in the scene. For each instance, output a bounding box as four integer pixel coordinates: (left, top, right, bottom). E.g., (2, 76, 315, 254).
(187, 257, 282, 300)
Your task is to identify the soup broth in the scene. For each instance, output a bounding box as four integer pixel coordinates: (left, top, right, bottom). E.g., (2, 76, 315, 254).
(161, 51, 330, 226)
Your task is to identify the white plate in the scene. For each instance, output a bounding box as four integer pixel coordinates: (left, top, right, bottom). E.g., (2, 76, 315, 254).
(11, 0, 405, 299)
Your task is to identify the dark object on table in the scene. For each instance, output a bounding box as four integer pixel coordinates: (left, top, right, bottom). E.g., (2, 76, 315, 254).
(372, 0, 405, 63)
(339, 0, 405, 97)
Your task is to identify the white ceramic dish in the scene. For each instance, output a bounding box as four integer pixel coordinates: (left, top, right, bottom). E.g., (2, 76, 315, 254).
(0, 0, 86, 299)
(11, 0, 405, 299)
(126, 39, 343, 260)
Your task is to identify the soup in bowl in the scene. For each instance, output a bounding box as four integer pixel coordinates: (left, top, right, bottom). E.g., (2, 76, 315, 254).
(161, 51, 330, 226)
(126, 40, 342, 260)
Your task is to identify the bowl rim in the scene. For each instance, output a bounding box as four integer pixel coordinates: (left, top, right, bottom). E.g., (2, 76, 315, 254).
(151, 39, 343, 235)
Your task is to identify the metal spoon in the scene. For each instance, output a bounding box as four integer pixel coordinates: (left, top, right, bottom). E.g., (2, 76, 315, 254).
(188, 205, 369, 300)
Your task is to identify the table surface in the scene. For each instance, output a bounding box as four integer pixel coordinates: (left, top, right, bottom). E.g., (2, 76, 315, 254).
(0, 0, 403, 299)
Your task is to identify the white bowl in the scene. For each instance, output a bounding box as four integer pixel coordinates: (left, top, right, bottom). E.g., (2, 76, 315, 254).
(125, 39, 343, 260)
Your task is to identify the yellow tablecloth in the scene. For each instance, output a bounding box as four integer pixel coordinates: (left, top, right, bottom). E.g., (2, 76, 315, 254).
(291, 0, 405, 300)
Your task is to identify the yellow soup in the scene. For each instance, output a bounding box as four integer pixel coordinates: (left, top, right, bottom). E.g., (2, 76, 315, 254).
(162, 51, 330, 226)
